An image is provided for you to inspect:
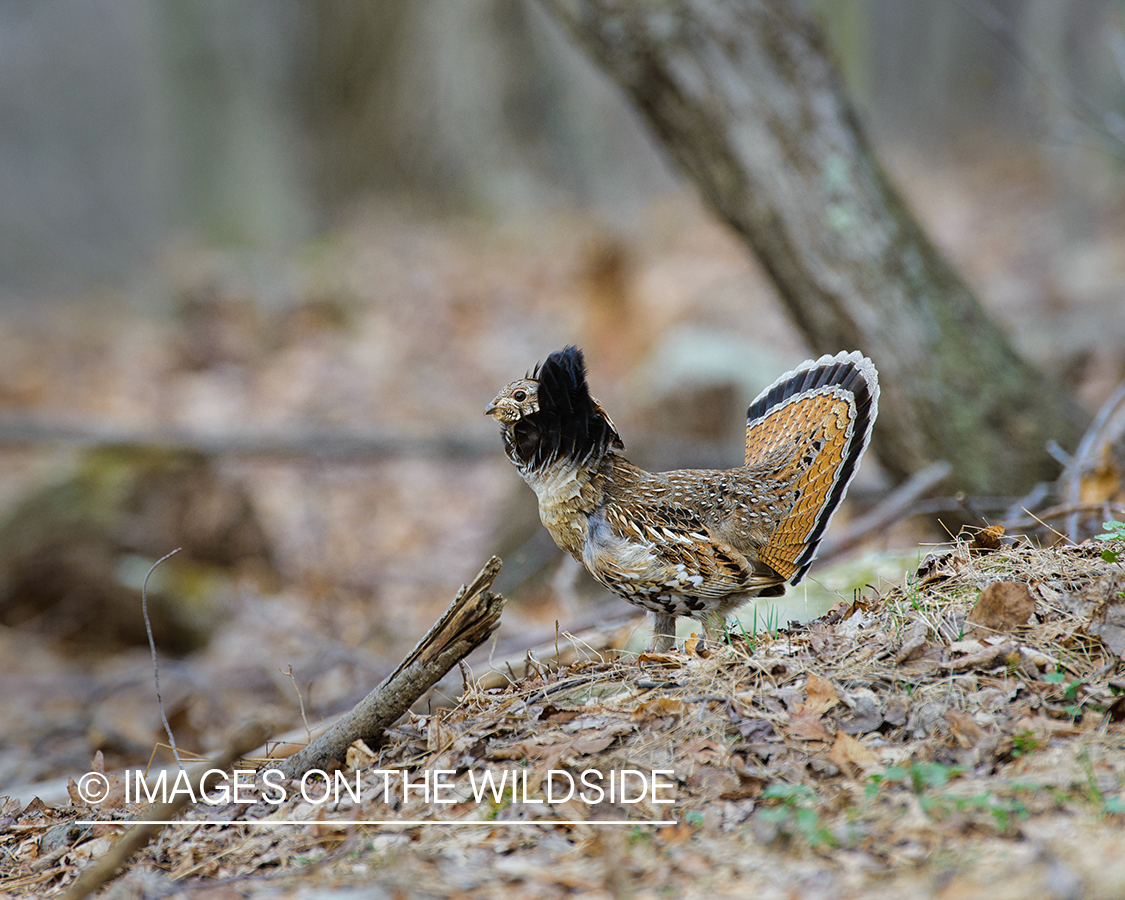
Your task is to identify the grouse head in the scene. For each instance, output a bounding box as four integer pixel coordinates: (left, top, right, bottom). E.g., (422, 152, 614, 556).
(486, 345, 623, 470)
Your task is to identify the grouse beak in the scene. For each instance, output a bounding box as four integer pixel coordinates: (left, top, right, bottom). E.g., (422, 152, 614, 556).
(483, 401, 498, 417)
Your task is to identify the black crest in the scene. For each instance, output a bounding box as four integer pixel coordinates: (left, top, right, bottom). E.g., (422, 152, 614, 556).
(512, 346, 622, 469)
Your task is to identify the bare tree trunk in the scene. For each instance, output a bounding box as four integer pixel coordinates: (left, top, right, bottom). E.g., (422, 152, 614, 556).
(539, 0, 1090, 496)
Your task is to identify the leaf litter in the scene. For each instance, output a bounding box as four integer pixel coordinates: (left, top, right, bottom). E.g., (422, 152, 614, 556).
(5, 533, 1125, 897)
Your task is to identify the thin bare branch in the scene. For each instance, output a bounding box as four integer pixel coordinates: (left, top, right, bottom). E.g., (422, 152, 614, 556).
(0, 417, 494, 461)
(1060, 379, 1125, 541)
(954, 0, 1125, 157)
(142, 549, 184, 772)
(817, 461, 952, 563)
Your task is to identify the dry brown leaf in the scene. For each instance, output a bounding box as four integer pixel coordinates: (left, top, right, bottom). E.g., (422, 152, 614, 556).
(896, 647, 943, 678)
(895, 619, 929, 664)
(540, 707, 583, 724)
(826, 731, 880, 776)
(636, 652, 684, 667)
(491, 725, 628, 761)
(346, 739, 378, 770)
(967, 581, 1036, 633)
(686, 764, 741, 800)
(66, 751, 128, 809)
(963, 523, 1005, 552)
(945, 710, 985, 748)
(633, 696, 687, 720)
(799, 673, 840, 717)
(786, 713, 832, 743)
(944, 638, 1016, 673)
(679, 739, 727, 764)
(1088, 598, 1125, 659)
(488, 733, 557, 761)
(657, 822, 693, 844)
(838, 688, 885, 735)
(1013, 715, 1083, 739)
(570, 733, 616, 755)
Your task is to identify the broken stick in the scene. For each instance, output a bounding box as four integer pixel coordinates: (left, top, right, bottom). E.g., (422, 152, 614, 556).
(276, 556, 505, 779)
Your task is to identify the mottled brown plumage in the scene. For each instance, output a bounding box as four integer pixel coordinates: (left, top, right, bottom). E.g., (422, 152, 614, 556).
(486, 346, 879, 652)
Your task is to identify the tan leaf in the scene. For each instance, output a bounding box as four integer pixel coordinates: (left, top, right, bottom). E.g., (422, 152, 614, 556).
(657, 822, 693, 844)
(799, 673, 839, 717)
(488, 732, 558, 760)
(945, 710, 985, 748)
(570, 733, 616, 755)
(786, 713, 832, 742)
(633, 696, 687, 720)
(968, 524, 1005, 552)
(967, 581, 1035, 632)
(346, 739, 378, 770)
(945, 640, 1016, 673)
(686, 764, 741, 800)
(1013, 715, 1082, 739)
(827, 730, 879, 775)
(67, 764, 127, 809)
(680, 739, 727, 764)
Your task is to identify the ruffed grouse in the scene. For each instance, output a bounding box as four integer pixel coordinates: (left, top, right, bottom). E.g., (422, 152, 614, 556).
(486, 346, 879, 652)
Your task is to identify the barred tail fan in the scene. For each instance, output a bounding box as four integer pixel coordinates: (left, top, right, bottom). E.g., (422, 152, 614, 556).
(744, 351, 879, 584)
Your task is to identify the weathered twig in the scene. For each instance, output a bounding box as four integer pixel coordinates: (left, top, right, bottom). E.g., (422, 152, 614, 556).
(1060, 379, 1125, 541)
(0, 417, 495, 460)
(276, 557, 505, 779)
(61, 720, 269, 900)
(141, 549, 185, 772)
(1005, 502, 1125, 533)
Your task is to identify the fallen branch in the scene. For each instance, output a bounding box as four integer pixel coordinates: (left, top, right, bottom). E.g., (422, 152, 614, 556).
(1059, 378, 1125, 541)
(0, 418, 738, 465)
(1004, 501, 1125, 533)
(61, 720, 269, 900)
(276, 557, 505, 779)
(0, 416, 495, 460)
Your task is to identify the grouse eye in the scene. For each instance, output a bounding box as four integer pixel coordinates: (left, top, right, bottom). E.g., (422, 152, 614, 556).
(513, 390, 527, 402)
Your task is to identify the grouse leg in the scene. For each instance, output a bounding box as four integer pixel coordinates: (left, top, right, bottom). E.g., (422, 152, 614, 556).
(648, 612, 677, 654)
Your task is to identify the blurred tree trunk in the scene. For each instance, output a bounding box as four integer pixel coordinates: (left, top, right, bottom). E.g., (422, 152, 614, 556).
(540, 0, 1090, 496)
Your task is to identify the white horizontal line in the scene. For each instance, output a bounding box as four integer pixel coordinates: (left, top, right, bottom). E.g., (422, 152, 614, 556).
(74, 819, 677, 827)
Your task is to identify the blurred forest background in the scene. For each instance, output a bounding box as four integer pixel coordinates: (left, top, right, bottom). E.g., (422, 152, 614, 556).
(2, 0, 1125, 793)
(3, 1, 1125, 307)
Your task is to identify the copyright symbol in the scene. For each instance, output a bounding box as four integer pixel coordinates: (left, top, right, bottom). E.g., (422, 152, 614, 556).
(76, 772, 111, 805)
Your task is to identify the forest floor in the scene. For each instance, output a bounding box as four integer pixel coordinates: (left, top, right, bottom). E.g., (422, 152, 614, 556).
(1, 147, 1125, 897)
(6, 535, 1125, 898)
